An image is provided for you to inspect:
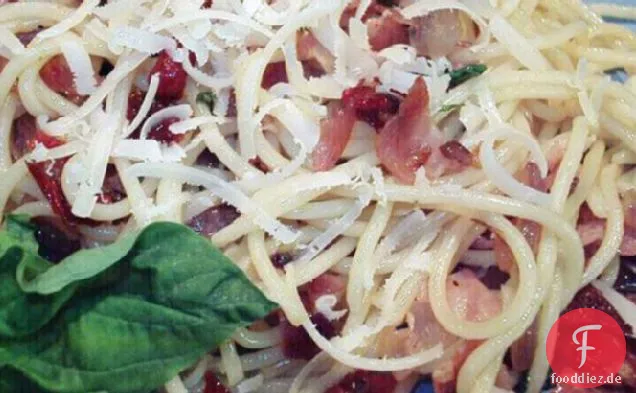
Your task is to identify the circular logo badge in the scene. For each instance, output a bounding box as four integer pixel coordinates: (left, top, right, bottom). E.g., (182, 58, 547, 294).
(546, 308, 626, 388)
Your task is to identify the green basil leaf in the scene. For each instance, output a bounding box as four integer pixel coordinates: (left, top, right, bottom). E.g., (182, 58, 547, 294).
(439, 104, 462, 114)
(448, 64, 487, 89)
(0, 221, 277, 393)
(0, 368, 52, 393)
(17, 230, 138, 295)
(0, 217, 77, 338)
(0, 215, 38, 254)
(196, 91, 216, 114)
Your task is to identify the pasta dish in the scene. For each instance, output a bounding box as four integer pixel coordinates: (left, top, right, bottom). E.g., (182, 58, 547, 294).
(0, 0, 634, 393)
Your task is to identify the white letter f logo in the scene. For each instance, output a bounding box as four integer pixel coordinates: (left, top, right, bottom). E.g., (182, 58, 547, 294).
(572, 324, 602, 368)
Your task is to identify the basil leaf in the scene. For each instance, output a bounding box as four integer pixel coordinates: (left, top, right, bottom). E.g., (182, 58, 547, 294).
(439, 104, 462, 114)
(0, 220, 277, 393)
(0, 216, 77, 338)
(196, 91, 216, 113)
(448, 64, 487, 89)
(2, 215, 38, 252)
(17, 230, 138, 295)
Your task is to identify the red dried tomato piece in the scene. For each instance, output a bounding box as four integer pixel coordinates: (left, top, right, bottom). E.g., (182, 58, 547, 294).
(39, 55, 84, 104)
(262, 61, 288, 89)
(11, 114, 78, 222)
(282, 313, 336, 360)
(203, 372, 230, 393)
(248, 156, 269, 173)
(150, 50, 187, 100)
(146, 117, 183, 144)
(126, 87, 178, 138)
(28, 158, 76, 223)
(16, 116, 120, 222)
(326, 370, 397, 393)
(342, 85, 400, 129)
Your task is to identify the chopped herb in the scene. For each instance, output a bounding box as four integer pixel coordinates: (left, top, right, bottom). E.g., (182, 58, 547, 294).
(439, 103, 463, 114)
(448, 64, 487, 89)
(196, 91, 217, 114)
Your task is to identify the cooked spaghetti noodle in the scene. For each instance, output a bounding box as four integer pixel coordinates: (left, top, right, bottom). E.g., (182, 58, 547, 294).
(0, 1, 635, 393)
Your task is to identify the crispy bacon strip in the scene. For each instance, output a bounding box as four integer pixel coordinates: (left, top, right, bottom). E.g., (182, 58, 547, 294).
(311, 101, 357, 171)
(409, 10, 478, 59)
(376, 78, 443, 184)
(367, 9, 410, 51)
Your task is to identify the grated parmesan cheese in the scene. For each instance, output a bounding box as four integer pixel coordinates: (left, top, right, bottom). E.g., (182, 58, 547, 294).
(112, 140, 164, 162)
(60, 41, 98, 95)
(126, 73, 160, 137)
(71, 111, 119, 218)
(110, 26, 177, 55)
(314, 295, 348, 321)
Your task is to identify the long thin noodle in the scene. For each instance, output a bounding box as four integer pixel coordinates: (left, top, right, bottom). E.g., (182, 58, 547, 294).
(2, 1, 635, 393)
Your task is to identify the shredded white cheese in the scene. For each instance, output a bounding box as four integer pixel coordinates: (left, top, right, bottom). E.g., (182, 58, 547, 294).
(71, 111, 119, 218)
(126, 73, 160, 137)
(110, 26, 177, 55)
(314, 295, 348, 321)
(112, 140, 164, 162)
(60, 41, 98, 95)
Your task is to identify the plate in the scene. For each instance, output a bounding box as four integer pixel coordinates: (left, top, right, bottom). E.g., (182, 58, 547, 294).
(587, 0, 636, 30)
